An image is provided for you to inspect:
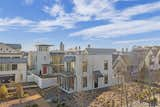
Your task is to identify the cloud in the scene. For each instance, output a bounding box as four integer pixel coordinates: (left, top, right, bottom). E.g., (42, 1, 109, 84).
(39, 0, 160, 33)
(24, 0, 34, 5)
(0, 17, 33, 26)
(114, 37, 160, 44)
(43, 4, 64, 17)
(70, 16, 160, 38)
(0, 17, 34, 31)
(116, 1, 160, 21)
(1, 0, 160, 34)
(30, 13, 91, 32)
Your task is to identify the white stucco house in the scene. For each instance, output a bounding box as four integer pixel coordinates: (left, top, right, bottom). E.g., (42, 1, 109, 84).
(0, 42, 27, 83)
(27, 44, 64, 88)
(58, 48, 116, 93)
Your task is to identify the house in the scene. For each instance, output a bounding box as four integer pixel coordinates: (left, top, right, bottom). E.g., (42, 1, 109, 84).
(58, 48, 116, 93)
(27, 43, 66, 88)
(28, 44, 53, 75)
(0, 42, 27, 83)
(113, 46, 160, 83)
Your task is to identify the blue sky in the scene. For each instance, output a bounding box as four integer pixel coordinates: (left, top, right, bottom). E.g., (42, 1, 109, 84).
(0, 0, 160, 51)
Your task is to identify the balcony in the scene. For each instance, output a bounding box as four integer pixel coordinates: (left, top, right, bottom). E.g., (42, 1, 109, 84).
(57, 71, 75, 78)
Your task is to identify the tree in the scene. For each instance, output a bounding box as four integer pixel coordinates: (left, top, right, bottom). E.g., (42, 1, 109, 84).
(0, 84, 8, 100)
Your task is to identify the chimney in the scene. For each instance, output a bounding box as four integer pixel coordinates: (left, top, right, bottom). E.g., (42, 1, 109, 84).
(122, 48, 124, 53)
(79, 46, 81, 50)
(75, 46, 78, 50)
(60, 41, 64, 51)
(126, 48, 128, 52)
(87, 44, 91, 48)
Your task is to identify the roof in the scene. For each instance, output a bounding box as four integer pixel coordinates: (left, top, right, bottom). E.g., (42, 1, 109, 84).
(35, 44, 53, 47)
(0, 42, 21, 50)
(85, 48, 116, 55)
(0, 58, 27, 64)
(50, 51, 65, 55)
(121, 51, 146, 66)
(152, 48, 159, 56)
(112, 54, 119, 64)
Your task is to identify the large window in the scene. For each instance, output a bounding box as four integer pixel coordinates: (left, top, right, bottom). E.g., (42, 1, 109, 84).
(82, 77, 87, 88)
(104, 60, 108, 70)
(66, 62, 74, 72)
(104, 75, 108, 84)
(82, 61, 87, 72)
(0, 64, 12, 71)
(12, 64, 17, 70)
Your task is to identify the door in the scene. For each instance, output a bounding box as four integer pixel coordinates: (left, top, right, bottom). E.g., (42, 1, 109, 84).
(94, 78, 98, 88)
(43, 66, 47, 74)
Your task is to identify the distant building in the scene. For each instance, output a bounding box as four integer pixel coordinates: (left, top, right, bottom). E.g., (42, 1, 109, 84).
(28, 44, 52, 75)
(58, 48, 116, 93)
(113, 46, 160, 83)
(0, 42, 27, 83)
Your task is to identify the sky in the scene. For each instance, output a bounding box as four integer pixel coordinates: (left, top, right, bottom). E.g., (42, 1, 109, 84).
(0, 0, 160, 51)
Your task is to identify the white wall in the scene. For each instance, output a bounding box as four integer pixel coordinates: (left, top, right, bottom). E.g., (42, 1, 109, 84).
(27, 73, 57, 89)
(70, 54, 115, 92)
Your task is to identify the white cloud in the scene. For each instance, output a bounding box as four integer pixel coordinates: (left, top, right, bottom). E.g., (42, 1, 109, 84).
(1, 0, 160, 34)
(30, 13, 91, 32)
(0, 17, 34, 31)
(114, 37, 160, 44)
(70, 16, 160, 38)
(43, 4, 64, 17)
(24, 0, 34, 5)
(116, 1, 160, 21)
(39, 0, 160, 33)
(0, 17, 33, 26)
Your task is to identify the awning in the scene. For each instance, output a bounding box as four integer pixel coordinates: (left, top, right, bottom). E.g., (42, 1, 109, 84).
(64, 56, 75, 62)
(93, 70, 104, 78)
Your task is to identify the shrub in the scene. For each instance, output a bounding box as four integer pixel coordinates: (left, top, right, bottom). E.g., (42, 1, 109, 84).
(0, 84, 8, 99)
(32, 103, 39, 107)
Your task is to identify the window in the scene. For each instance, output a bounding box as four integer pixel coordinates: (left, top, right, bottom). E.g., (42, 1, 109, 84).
(104, 75, 108, 84)
(0, 64, 11, 71)
(12, 64, 17, 70)
(82, 61, 87, 72)
(104, 60, 108, 70)
(12, 57, 20, 59)
(66, 62, 74, 72)
(44, 56, 46, 61)
(0, 64, 2, 71)
(82, 77, 87, 88)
